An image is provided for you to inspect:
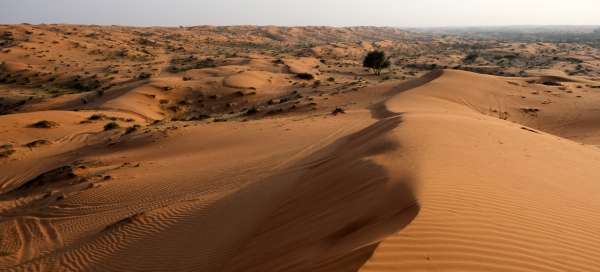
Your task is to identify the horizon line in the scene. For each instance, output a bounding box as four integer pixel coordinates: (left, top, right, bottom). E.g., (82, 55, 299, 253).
(2, 22, 600, 29)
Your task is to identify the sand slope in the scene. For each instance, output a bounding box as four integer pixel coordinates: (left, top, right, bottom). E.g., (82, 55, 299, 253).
(2, 68, 600, 271)
(0, 110, 419, 271)
(362, 70, 600, 271)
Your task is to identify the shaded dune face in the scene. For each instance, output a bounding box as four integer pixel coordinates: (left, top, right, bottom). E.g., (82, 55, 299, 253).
(0, 72, 428, 272)
(2, 118, 420, 272)
(223, 116, 419, 272)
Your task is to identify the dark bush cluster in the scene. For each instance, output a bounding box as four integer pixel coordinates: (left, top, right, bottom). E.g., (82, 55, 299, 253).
(296, 73, 315, 80)
(363, 51, 391, 75)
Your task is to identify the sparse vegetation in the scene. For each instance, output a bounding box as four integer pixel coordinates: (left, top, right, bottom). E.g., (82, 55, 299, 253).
(296, 73, 315, 80)
(332, 107, 346, 115)
(31, 120, 59, 128)
(137, 72, 152, 80)
(89, 114, 107, 120)
(104, 122, 120, 131)
(125, 125, 141, 134)
(24, 139, 51, 148)
(168, 57, 217, 73)
(246, 107, 259, 115)
(363, 51, 391, 76)
(0, 148, 16, 158)
(463, 52, 479, 64)
(0, 144, 13, 149)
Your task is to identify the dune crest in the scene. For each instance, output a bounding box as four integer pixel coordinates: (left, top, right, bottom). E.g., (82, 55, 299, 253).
(362, 70, 600, 271)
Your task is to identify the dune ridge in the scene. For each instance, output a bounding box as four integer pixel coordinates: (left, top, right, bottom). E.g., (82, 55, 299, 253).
(1, 70, 435, 272)
(362, 70, 600, 271)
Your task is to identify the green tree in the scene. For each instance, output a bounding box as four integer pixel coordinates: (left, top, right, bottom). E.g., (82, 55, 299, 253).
(363, 51, 391, 76)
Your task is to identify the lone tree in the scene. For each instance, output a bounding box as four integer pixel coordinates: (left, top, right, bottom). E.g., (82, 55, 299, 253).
(363, 51, 391, 76)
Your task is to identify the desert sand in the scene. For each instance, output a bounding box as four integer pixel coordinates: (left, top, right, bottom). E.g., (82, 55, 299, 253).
(2, 24, 600, 271)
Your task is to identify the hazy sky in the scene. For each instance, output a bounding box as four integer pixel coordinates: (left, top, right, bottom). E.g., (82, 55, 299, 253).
(1, 0, 599, 27)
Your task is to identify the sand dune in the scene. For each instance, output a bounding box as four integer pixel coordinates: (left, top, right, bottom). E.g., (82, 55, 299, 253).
(362, 70, 600, 271)
(3, 24, 600, 271)
(4, 69, 600, 271)
(223, 70, 287, 92)
(1, 111, 417, 271)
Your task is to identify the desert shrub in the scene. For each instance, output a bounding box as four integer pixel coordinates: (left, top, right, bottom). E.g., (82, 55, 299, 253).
(233, 91, 245, 97)
(296, 73, 314, 80)
(246, 107, 259, 115)
(168, 57, 217, 73)
(88, 114, 106, 120)
(31, 120, 59, 128)
(332, 107, 346, 115)
(0, 143, 15, 158)
(104, 122, 120, 131)
(125, 125, 141, 134)
(0, 149, 15, 158)
(24, 139, 50, 148)
(137, 72, 151, 80)
(463, 52, 479, 64)
(541, 81, 562, 86)
(0, 144, 13, 149)
(363, 51, 391, 76)
(189, 114, 211, 121)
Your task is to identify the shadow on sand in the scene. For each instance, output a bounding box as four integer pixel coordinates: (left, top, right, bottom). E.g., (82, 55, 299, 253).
(224, 70, 444, 272)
